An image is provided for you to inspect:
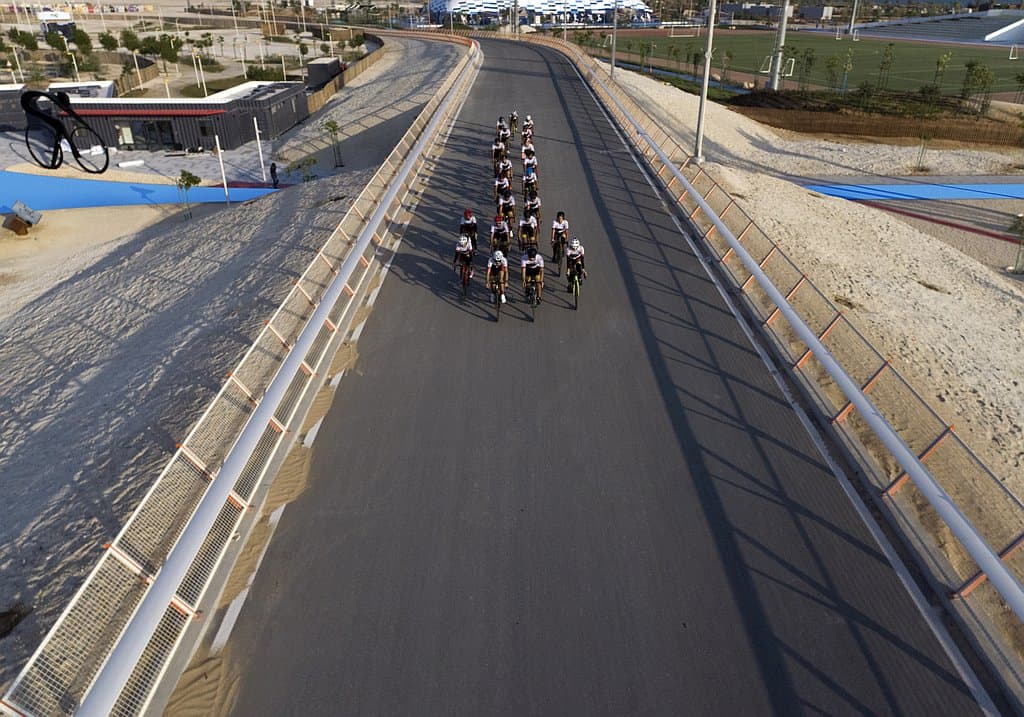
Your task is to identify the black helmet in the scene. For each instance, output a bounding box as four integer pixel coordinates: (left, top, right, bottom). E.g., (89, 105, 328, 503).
(529, 190, 537, 200)
(527, 246, 538, 258)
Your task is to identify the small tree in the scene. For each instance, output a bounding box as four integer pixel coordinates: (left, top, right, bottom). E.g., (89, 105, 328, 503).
(176, 170, 202, 219)
(71, 28, 93, 54)
(320, 42, 330, 56)
(323, 119, 344, 167)
(1015, 72, 1024, 105)
(99, 32, 119, 52)
(796, 48, 814, 92)
(723, 49, 735, 85)
(825, 53, 841, 92)
(934, 51, 952, 86)
(298, 42, 308, 60)
(915, 133, 931, 172)
(876, 42, 894, 90)
(45, 31, 65, 50)
(120, 29, 142, 52)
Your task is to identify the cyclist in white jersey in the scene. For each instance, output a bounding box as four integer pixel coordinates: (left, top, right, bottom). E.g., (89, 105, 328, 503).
(521, 245, 545, 302)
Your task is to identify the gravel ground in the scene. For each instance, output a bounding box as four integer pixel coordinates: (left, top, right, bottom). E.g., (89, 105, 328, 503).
(0, 35, 461, 692)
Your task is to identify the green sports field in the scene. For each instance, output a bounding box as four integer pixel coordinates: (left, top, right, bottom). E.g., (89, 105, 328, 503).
(615, 30, 1023, 95)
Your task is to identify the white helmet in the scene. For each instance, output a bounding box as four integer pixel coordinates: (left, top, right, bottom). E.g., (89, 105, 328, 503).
(493, 250, 504, 263)
(526, 114, 532, 121)
(569, 237, 580, 251)
(458, 235, 470, 249)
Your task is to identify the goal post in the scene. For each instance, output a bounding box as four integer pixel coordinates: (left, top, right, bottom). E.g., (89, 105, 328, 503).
(1011, 45, 1019, 60)
(668, 24, 700, 38)
(852, 28, 860, 41)
(782, 58, 796, 77)
(759, 55, 772, 73)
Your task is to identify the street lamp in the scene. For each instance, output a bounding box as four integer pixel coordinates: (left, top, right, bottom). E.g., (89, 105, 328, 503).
(610, 0, 619, 78)
(694, 0, 716, 162)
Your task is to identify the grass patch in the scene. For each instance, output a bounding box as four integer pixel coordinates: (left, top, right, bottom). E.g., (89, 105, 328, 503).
(180, 75, 249, 97)
(638, 29, 1024, 95)
(659, 73, 737, 101)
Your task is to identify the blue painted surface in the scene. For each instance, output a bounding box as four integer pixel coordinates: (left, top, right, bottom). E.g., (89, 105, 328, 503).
(805, 182, 1024, 201)
(0, 170, 274, 213)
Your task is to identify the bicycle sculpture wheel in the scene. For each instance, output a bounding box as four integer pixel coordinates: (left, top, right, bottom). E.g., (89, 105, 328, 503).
(21, 90, 110, 174)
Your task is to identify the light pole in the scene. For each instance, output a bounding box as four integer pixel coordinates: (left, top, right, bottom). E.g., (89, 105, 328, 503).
(6, 60, 16, 83)
(11, 47, 24, 82)
(693, 0, 716, 163)
(768, 0, 790, 90)
(68, 51, 80, 82)
(132, 49, 143, 90)
(610, 0, 619, 78)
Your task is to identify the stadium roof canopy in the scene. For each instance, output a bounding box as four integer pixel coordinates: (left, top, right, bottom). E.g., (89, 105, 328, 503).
(429, 0, 652, 16)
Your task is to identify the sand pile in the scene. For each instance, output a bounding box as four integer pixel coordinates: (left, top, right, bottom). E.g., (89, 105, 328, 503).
(614, 69, 1024, 490)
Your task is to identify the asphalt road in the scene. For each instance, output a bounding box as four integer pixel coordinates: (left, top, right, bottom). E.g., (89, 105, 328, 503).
(224, 39, 987, 716)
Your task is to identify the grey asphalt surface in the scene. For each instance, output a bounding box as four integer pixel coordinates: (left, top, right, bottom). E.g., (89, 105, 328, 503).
(224, 40, 987, 716)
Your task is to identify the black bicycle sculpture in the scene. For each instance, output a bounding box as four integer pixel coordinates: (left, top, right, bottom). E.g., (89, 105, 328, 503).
(21, 90, 110, 174)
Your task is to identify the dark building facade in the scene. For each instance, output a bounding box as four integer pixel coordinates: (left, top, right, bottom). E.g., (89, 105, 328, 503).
(0, 81, 310, 151)
(61, 82, 310, 152)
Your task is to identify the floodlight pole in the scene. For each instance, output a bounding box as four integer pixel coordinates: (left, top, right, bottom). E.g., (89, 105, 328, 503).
(848, 0, 858, 35)
(768, 0, 789, 91)
(254, 117, 267, 182)
(610, 0, 619, 78)
(694, 0, 715, 163)
(215, 134, 230, 204)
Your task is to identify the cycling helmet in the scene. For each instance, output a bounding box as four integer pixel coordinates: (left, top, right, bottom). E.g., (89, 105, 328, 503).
(495, 214, 503, 223)
(525, 166, 535, 177)
(569, 237, 580, 251)
(458, 236, 470, 249)
(464, 209, 472, 219)
(502, 189, 512, 199)
(526, 114, 532, 121)
(493, 250, 504, 263)
(527, 246, 538, 258)
(528, 190, 537, 200)
(556, 211, 565, 220)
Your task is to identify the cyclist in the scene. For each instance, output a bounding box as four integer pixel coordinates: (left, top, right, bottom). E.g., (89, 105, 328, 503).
(496, 155, 513, 182)
(522, 149, 538, 179)
(460, 208, 478, 250)
(498, 188, 516, 224)
(509, 110, 519, 136)
(523, 190, 541, 224)
(497, 120, 511, 145)
(551, 210, 569, 260)
(521, 245, 544, 303)
(487, 249, 508, 304)
(491, 136, 506, 169)
(518, 213, 538, 251)
(523, 114, 535, 135)
(452, 234, 474, 278)
(493, 171, 511, 202)
(490, 214, 512, 255)
(521, 137, 536, 160)
(522, 165, 538, 199)
(565, 236, 587, 290)
(496, 116, 507, 133)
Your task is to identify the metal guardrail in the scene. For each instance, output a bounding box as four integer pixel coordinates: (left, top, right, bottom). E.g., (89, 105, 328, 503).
(512, 34, 1024, 702)
(1, 35, 481, 717)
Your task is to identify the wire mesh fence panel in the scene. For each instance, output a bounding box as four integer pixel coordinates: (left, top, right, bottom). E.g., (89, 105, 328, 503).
(109, 607, 189, 717)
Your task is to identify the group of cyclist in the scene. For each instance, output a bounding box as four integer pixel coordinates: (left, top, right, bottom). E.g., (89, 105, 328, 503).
(453, 111, 587, 308)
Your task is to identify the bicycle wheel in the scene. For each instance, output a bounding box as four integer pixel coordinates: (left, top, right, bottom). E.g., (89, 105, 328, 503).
(573, 276, 580, 311)
(69, 125, 109, 174)
(25, 122, 63, 169)
(494, 289, 501, 322)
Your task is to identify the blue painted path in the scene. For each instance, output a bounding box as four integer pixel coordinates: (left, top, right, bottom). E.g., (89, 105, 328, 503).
(0, 170, 274, 213)
(805, 182, 1024, 202)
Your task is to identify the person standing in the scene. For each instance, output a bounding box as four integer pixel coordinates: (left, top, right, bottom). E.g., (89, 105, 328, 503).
(270, 162, 279, 189)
